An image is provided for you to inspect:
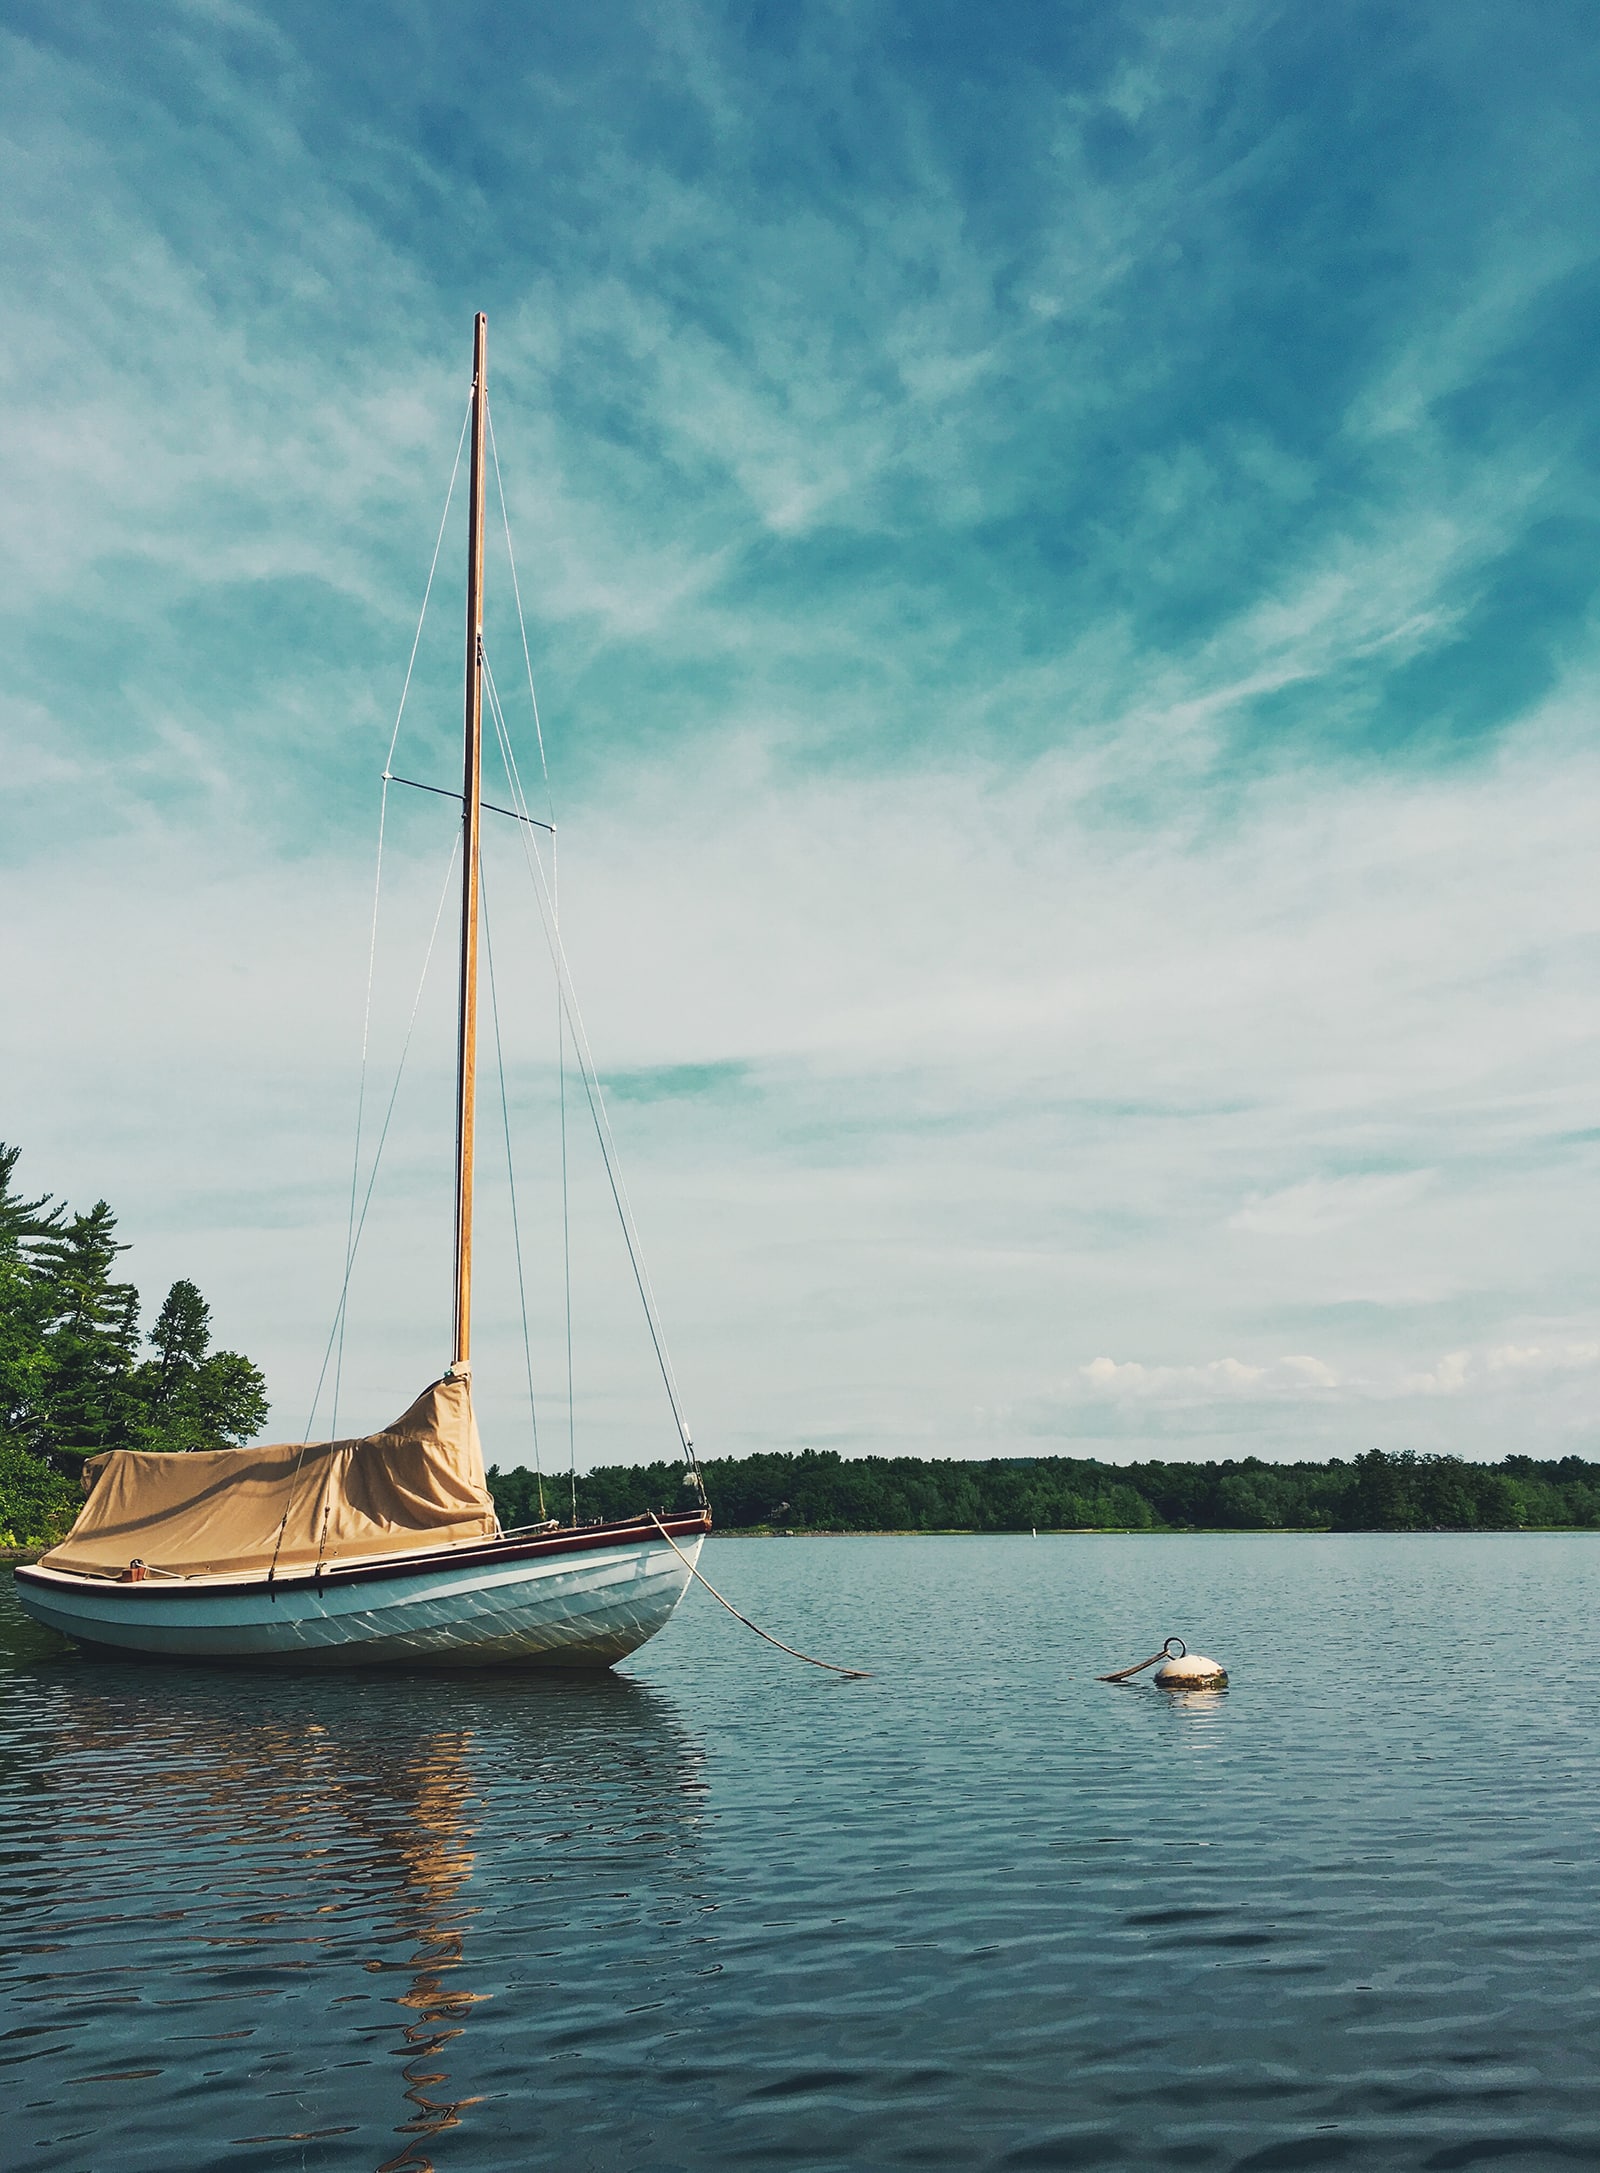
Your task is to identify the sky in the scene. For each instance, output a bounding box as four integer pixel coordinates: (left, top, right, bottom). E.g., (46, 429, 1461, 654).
(3, 0, 1599, 1472)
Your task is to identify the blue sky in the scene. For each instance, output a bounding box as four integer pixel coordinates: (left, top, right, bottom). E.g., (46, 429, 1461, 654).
(4, 0, 1599, 1467)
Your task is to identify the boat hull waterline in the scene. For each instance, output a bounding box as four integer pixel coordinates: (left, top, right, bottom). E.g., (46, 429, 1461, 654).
(14, 1514, 709, 1668)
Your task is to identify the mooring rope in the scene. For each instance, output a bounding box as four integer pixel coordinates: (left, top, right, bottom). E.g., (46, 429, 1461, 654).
(1098, 1637, 1186, 1683)
(647, 1514, 870, 1678)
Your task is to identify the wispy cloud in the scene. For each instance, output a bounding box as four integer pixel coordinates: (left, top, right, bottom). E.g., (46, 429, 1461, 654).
(1230, 1175, 1434, 1238)
(5, 2, 1600, 1464)
(8, 689, 1598, 1461)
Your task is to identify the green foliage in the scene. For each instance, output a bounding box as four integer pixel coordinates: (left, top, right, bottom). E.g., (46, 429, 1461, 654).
(0, 1143, 272, 1547)
(1343, 1448, 1522, 1530)
(488, 1444, 1600, 1535)
(34, 1200, 143, 1453)
(485, 1462, 553, 1528)
(0, 1437, 81, 1550)
(0, 1142, 65, 1446)
(151, 1278, 211, 1376)
(133, 1279, 271, 1452)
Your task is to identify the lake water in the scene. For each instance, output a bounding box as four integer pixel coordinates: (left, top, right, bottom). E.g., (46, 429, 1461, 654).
(5, 1534, 1599, 2171)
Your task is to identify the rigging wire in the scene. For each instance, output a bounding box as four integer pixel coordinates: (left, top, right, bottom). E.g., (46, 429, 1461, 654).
(486, 717, 686, 1460)
(482, 653, 696, 1466)
(495, 688, 580, 1517)
(299, 379, 701, 1583)
(302, 832, 462, 1443)
(480, 866, 546, 1521)
(330, 389, 473, 1441)
(485, 396, 556, 827)
(557, 846, 577, 1527)
(480, 659, 581, 1511)
(484, 394, 576, 1518)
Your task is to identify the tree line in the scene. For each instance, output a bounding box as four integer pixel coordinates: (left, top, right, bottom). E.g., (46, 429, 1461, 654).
(1, 1142, 270, 1546)
(489, 1444, 1600, 1534)
(5, 1127, 1595, 1551)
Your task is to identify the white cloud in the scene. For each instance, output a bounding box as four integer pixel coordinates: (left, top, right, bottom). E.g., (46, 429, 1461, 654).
(1065, 1334, 1600, 1418)
(1230, 1172, 1434, 1237)
(1403, 1350, 1473, 1397)
(7, 701, 1599, 1465)
(1486, 1341, 1600, 1376)
(1080, 1356, 1268, 1399)
(1074, 1353, 1342, 1405)
(1280, 1355, 1340, 1387)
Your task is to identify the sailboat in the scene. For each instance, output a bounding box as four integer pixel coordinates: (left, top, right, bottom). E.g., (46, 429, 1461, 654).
(15, 315, 711, 1666)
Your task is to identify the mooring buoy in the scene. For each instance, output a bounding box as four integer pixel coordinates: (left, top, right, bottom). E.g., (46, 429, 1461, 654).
(1153, 1641, 1228, 1689)
(1098, 1635, 1228, 1687)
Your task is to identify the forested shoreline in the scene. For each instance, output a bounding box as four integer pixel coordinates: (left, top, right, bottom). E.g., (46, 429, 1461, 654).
(491, 1444, 1600, 1535)
(0, 1143, 270, 1547)
(5, 1139, 1597, 1552)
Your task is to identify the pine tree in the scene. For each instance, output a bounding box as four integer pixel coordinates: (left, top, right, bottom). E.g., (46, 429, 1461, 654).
(35, 1200, 143, 1452)
(0, 1143, 64, 1256)
(1, 1147, 275, 1545)
(135, 1277, 270, 1452)
(152, 1278, 211, 1386)
(0, 1143, 64, 1447)
(189, 1348, 271, 1448)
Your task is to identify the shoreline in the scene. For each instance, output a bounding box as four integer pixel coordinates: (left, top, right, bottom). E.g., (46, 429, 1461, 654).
(7, 1528, 1595, 1568)
(708, 1524, 1599, 1538)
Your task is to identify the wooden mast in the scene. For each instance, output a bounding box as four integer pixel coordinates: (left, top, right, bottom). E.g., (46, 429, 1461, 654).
(453, 312, 487, 1373)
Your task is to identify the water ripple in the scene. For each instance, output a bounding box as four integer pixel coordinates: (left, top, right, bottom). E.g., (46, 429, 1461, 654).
(6, 1534, 1600, 2168)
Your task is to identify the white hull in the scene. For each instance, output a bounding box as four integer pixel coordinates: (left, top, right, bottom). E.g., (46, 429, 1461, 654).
(15, 1521, 705, 1669)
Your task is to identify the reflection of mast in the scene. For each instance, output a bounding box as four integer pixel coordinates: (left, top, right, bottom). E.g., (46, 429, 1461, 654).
(376, 1743, 488, 2173)
(35, 1687, 491, 2171)
(30, 1669, 705, 2166)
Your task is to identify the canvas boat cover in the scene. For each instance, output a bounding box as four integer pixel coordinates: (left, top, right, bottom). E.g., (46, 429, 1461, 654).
(39, 1376, 499, 1579)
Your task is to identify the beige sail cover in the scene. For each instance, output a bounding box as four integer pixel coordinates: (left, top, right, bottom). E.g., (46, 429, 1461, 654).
(40, 1377, 499, 1579)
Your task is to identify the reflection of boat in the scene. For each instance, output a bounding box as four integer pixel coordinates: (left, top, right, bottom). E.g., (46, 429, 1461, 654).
(14, 1656, 704, 2167)
(15, 314, 709, 1665)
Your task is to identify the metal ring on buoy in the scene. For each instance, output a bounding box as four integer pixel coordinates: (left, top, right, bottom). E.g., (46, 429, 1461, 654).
(1163, 1637, 1187, 1659)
